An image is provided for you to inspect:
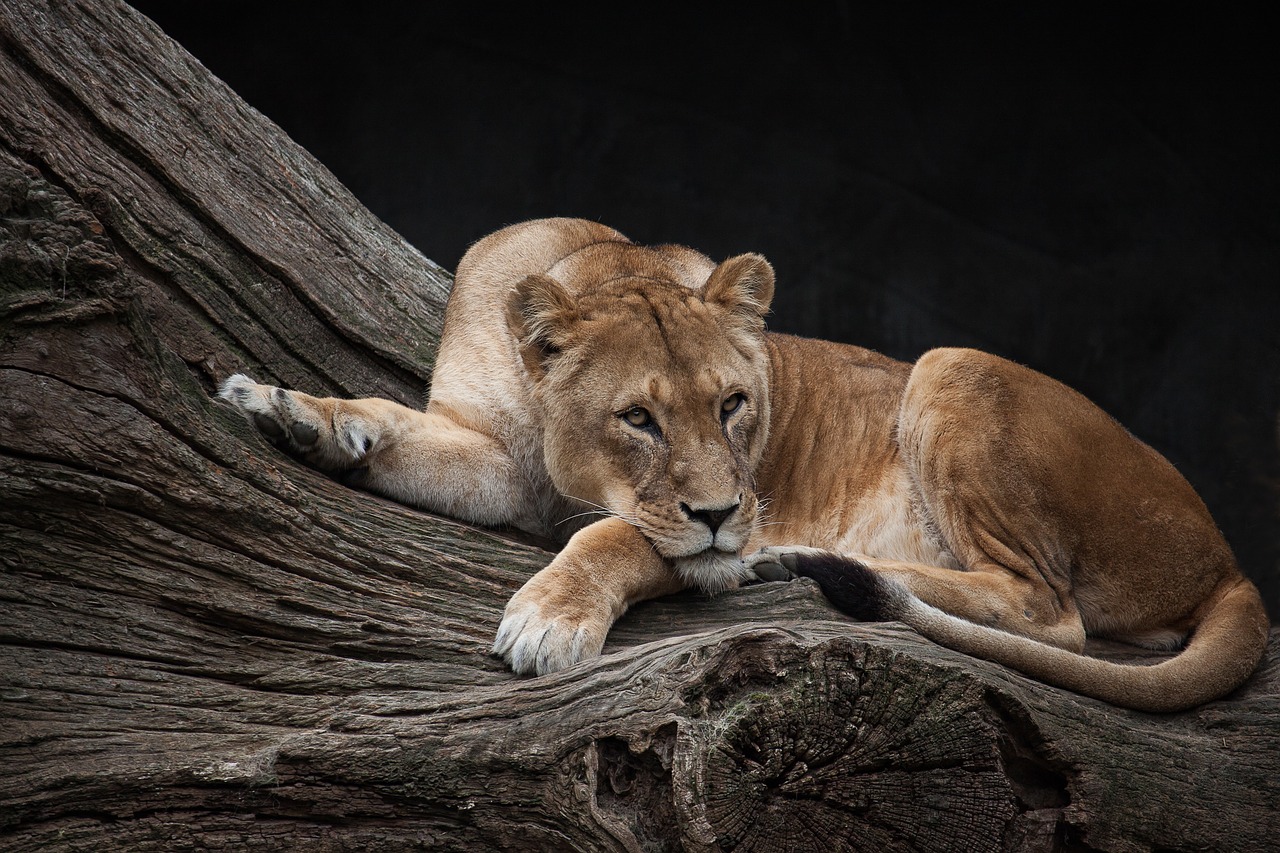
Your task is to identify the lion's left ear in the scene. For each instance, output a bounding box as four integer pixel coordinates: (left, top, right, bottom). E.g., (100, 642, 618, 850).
(702, 253, 775, 328)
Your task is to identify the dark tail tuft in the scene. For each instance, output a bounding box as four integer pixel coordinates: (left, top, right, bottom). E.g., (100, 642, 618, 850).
(787, 552, 892, 622)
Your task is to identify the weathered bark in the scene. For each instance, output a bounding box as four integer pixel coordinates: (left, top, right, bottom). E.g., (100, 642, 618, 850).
(0, 2, 1276, 851)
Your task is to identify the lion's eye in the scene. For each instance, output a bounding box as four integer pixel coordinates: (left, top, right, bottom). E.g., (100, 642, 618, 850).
(721, 393, 746, 418)
(621, 406, 652, 428)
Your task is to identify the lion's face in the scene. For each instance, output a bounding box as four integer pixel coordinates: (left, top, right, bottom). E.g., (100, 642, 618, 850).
(509, 252, 775, 592)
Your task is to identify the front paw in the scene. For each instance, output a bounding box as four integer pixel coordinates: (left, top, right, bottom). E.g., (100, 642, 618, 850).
(218, 374, 373, 471)
(492, 571, 611, 675)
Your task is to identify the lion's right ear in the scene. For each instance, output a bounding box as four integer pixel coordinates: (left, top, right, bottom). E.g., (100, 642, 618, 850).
(506, 274, 579, 378)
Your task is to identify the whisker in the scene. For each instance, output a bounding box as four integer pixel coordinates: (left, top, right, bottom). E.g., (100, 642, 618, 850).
(615, 497, 657, 536)
(562, 494, 613, 514)
(749, 499, 788, 538)
(556, 508, 612, 526)
(559, 493, 656, 537)
(614, 498, 666, 552)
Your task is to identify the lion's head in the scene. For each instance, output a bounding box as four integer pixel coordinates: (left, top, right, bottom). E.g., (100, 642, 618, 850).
(507, 243, 775, 592)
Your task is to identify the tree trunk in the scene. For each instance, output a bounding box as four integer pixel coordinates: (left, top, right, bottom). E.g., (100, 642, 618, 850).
(1, 2, 1276, 851)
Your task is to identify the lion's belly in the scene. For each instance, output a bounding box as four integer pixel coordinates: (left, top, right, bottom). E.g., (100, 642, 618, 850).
(837, 467, 961, 568)
(758, 465, 961, 569)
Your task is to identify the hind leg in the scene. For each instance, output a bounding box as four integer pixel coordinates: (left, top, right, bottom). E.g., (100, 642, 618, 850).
(863, 557, 1086, 651)
(219, 374, 539, 531)
(888, 348, 1089, 647)
(748, 546, 1086, 651)
(748, 348, 1098, 651)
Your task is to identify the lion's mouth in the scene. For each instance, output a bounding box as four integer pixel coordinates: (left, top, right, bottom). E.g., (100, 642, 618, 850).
(671, 547, 751, 593)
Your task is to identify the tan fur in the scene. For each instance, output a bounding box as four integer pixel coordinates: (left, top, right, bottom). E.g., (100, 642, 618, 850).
(219, 217, 1269, 711)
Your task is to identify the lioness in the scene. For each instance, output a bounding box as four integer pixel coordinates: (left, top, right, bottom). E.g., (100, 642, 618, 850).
(220, 217, 1268, 712)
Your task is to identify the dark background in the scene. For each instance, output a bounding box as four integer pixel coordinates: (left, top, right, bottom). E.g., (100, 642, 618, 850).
(128, 2, 1279, 613)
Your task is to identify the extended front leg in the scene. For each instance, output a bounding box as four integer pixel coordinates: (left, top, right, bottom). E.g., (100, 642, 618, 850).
(494, 517, 686, 675)
(218, 375, 538, 530)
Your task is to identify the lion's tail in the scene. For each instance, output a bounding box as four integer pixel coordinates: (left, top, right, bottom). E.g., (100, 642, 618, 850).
(798, 557, 1270, 713)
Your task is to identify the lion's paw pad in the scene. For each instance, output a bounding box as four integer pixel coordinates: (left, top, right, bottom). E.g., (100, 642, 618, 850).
(750, 559, 795, 582)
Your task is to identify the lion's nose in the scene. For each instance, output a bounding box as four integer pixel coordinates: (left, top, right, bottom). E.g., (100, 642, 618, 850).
(681, 501, 739, 535)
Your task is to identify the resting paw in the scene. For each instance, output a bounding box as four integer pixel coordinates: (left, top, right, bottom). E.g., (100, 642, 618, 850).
(492, 571, 610, 676)
(743, 545, 834, 582)
(218, 374, 376, 472)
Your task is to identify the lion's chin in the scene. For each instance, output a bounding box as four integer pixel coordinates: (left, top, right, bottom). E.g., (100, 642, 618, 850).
(672, 548, 752, 594)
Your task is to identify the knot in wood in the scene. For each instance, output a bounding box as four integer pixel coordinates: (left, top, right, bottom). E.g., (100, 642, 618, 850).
(679, 641, 1018, 852)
